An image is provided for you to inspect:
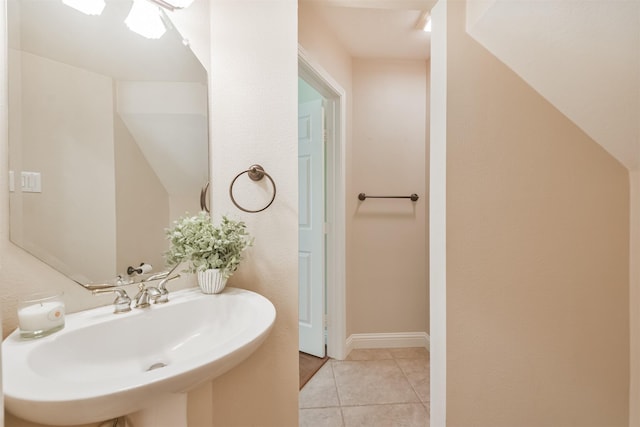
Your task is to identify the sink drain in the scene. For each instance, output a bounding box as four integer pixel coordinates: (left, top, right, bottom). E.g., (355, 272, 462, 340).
(146, 362, 167, 371)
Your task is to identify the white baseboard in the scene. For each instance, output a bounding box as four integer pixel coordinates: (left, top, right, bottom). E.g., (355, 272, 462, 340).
(345, 332, 430, 356)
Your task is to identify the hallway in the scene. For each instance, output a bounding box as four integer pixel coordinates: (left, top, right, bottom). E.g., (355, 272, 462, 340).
(299, 348, 430, 426)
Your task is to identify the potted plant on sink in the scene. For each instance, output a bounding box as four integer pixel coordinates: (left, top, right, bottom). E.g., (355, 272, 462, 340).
(165, 212, 253, 294)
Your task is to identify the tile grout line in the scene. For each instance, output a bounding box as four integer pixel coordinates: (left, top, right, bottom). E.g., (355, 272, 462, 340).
(392, 356, 424, 405)
(329, 360, 347, 427)
(392, 354, 431, 422)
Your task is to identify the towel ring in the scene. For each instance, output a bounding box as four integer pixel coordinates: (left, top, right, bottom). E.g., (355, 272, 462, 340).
(200, 181, 210, 213)
(229, 164, 276, 213)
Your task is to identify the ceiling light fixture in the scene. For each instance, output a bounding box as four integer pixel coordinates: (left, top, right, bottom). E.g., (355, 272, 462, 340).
(146, 0, 194, 11)
(423, 17, 432, 32)
(416, 12, 431, 33)
(125, 0, 167, 39)
(61, 0, 106, 16)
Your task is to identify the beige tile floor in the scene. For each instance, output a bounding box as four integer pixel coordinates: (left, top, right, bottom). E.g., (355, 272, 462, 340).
(299, 347, 430, 427)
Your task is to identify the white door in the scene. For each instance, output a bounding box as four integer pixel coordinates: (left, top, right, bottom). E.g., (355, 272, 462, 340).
(298, 99, 325, 357)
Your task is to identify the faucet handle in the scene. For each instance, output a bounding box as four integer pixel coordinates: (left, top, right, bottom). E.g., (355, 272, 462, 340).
(134, 284, 152, 309)
(92, 288, 132, 314)
(154, 274, 181, 304)
(134, 284, 164, 309)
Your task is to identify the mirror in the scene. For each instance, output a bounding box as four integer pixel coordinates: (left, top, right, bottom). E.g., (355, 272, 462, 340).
(8, 0, 209, 285)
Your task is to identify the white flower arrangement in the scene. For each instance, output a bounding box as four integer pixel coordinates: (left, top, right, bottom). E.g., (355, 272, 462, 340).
(165, 212, 253, 279)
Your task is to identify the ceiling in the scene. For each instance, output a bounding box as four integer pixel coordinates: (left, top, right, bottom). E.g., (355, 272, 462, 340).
(468, 0, 640, 170)
(304, 0, 436, 60)
(308, 0, 639, 170)
(10, 0, 206, 82)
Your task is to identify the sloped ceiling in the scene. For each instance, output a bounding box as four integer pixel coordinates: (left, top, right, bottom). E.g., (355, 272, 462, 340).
(12, 0, 205, 82)
(313, 0, 639, 170)
(11, 0, 208, 196)
(467, 0, 640, 170)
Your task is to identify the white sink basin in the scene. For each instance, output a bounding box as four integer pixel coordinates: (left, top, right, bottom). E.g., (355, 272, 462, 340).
(2, 287, 276, 426)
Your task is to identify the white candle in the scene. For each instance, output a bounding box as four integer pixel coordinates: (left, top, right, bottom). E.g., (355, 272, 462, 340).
(18, 301, 65, 333)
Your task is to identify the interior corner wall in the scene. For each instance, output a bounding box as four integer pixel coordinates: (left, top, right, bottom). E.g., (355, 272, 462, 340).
(298, 0, 356, 337)
(351, 59, 428, 335)
(114, 114, 169, 277)
(425, 59, 431, 336)
(445, 1, 630, 426)
(18, 52, 116, 283)
(631, 169, 640, 427)
(208, 1, 298, 426)
(429, 1, 447, 424)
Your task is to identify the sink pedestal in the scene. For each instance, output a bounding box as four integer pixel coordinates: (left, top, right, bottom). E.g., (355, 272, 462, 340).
(126, 393, 187, 427)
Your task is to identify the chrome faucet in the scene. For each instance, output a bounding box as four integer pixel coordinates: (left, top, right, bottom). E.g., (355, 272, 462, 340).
(145, 271, 170, 282)
(92, 288, 132, 314)
(87, 266, 181, 313)
(133, 274, 181, 307)
(133, 284, 162, 309)
(154, 274, 180, 304)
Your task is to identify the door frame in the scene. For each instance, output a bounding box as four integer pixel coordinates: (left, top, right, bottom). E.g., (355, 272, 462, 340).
(298, 46, 347, 360)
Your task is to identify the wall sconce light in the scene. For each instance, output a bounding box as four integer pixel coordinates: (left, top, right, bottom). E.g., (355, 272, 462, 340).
(61, 0, 106, 16)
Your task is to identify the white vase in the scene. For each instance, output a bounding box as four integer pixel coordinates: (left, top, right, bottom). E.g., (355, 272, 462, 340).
(197, 269, 228, 294)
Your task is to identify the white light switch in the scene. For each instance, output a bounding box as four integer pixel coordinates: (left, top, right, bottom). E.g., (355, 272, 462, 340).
(21, 171, 42, 193)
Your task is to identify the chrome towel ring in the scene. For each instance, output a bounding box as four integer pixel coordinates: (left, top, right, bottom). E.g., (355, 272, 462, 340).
(229, 164, 277, 213)
(200, 181, 210, 213)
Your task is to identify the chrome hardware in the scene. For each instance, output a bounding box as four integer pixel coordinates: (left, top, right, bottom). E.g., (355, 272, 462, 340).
(144, 271, 170, 282)
(358, 192, 419, 202)
(154, 274, 181, 304)
(90, 266, 180, 312)
(200, 181, 210, 213)
(229, 164, 277, 213)
(116, 275, 132, 286)
(133, 284, 162, 309)
(92, 288, 132, 314)
(142, 263, 179, 284)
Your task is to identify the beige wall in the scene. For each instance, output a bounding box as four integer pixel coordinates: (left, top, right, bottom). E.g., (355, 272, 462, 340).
(114, 113, 169, 276)
(206, 1, 298, 426)
(14, 51, 117, 284)
(298, 2, 352, 100)
(351, 58, 428, 335)
(631, 170, 640, 427)
(445, 1, 630, 426)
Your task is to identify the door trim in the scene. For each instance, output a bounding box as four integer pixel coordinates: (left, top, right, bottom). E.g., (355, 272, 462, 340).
(298, 46, 347, 360)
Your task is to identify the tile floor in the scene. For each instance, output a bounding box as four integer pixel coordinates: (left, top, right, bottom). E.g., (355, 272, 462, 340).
(299, 347, 430, 427)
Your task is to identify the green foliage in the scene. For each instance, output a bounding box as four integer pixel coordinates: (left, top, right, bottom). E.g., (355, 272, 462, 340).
(165, 212, 253, 279)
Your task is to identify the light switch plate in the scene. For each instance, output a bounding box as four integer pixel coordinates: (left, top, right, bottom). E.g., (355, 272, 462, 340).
(21, 171, 42, 193)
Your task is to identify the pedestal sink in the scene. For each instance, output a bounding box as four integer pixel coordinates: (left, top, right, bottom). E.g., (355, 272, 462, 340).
(2, 287, 276, 426)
